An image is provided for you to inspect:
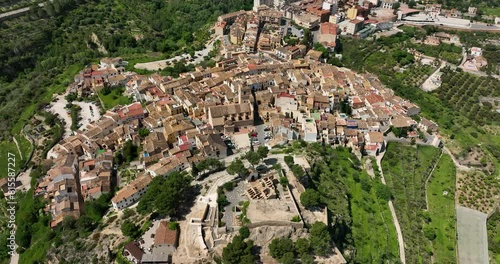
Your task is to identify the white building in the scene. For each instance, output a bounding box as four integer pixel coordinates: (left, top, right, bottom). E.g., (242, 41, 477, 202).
(275, 92, 298, 113)
(471, 47, 482, 56)
(322, 0, 338, 15)
(302, 118, 318, 142)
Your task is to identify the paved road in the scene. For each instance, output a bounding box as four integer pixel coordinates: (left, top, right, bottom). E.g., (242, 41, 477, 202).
(376, 152, 406, 264)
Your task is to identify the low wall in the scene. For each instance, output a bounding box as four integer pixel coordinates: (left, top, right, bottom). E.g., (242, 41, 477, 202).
(247, 220, 303, 229)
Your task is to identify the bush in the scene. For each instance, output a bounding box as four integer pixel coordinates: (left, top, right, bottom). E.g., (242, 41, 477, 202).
(423, 226, 437, 241)
(300, 189, 321, 208)
(239, 226, 250, 239)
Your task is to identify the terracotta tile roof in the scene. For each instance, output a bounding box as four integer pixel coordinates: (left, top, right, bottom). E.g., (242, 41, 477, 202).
(154, 221, 179, 246)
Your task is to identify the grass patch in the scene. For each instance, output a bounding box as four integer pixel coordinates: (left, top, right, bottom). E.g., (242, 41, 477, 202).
(348, 169, 400, 262)
(0, 140, 27, 178)
(426, 154, 457, 263)
(382, 143, 442, 263)
(98, 86, 131, 110)
(482, 7, 500, 17)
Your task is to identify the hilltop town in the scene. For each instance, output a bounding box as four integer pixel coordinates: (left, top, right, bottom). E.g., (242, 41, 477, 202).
(5, 0, 498, 263)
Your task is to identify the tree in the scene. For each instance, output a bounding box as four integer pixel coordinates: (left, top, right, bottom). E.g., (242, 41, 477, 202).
(245, 151, 261, 168)
(121, 220, 141, 239)
(300, 189, 321, 208)
(280, 252, 298, 264)
(138, 128, 150, 137)
(295, 238, 311, 256)
(239, 226, 250, 239)
(227, 159, 248, 178)
(408, 0, 416, 8)
(375, 183, 392, 201)
(280, 176, 289, 187)
(168, 222, 179, 230)
(256, 145, 269, 161)
(301, 254, 315, 264)
(269, 237, 295, 260)
(222, 235, 255, 264)
(122, 140, 138, 163)
(309, 222, 331, 256)
(423, 226, 437, 240)
(392, 2, 401, 10)
(284, 155, 294, 166)
(137, 172, 193, 216)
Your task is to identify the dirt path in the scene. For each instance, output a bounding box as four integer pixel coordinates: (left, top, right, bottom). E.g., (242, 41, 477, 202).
(443, 146, 471, 171)
(424, 151, 444, 211)
(12, 137, 22, 159)
(377, 152, 406, 264)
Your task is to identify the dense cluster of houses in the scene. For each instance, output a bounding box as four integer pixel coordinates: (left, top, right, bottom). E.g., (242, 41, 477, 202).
(35, 1, 450, 229)
(215, 1, 397, 57)
(39, 47, 440, 226)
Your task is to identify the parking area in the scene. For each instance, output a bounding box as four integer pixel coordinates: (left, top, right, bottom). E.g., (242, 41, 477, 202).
(139, 219, 161, 254)
(254, 124, 272, 146)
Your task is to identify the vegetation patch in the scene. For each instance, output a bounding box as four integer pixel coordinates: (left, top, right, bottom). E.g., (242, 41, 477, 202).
(381, 143, 442, 263)
(487, 210, 500, 264)
(301, 144, 399, 263)
(426, 154, 457, 263)
(98, 86, 131, 110)
(457, 170, 499, 213)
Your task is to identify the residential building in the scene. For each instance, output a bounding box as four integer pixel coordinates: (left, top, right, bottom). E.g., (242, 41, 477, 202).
(302, 118, 318, 142)
(318, 22, 338, 50)
(381, 0, 397, 9)
(206, 103, 254, 132)
(322, 0, 338, 15)
(111, 174, 152, 210)
(275, 92, 298, 113)
(195, 134, 228, 159)
(347, 6, 358, 20)
(123, 242, 144, 264)
(471, 47, 482, 56)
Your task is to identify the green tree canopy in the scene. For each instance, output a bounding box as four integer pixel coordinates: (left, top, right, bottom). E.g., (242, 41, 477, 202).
(310, 222, 331, 256)
(227, 159, 248, 177)
(300, 189, 321, 208)
(256, 145, 269, 161)
(269, 237, 295, 260)
(121, 220, 141, 239)
(222, 235, 255, 264)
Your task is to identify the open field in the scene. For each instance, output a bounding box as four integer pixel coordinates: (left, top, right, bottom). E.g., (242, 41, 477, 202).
(382, 143, 443, 264)
(426, 154, 457, 263)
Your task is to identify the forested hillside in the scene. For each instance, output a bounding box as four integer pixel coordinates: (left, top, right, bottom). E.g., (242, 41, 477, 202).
(0, 0, 252, 139)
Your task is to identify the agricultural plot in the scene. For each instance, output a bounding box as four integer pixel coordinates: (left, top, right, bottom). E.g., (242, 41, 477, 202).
(435, 70, 500, 127)
(381, 143, 444, 264)
(426, 154, 457, 263)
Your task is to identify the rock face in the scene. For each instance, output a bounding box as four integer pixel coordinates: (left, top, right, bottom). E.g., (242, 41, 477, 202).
(249, 226, 309, 255)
